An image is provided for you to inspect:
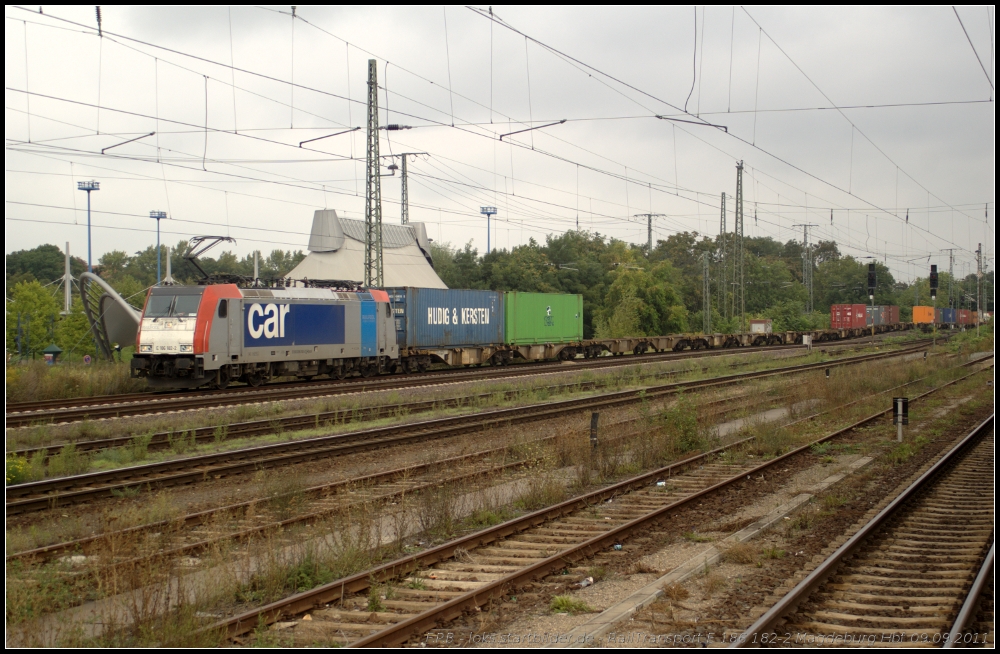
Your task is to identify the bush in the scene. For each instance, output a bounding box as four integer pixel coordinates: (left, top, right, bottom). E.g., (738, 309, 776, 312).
(550, 595, 593, 615)
(6, 456, 29, 485)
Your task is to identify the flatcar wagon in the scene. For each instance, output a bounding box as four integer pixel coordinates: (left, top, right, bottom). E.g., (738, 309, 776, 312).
(131, 284, 397, 389)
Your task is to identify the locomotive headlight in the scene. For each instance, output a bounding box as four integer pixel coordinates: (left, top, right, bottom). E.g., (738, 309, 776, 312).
(179, 344, 193, 353)
(140, 344, 153, 353)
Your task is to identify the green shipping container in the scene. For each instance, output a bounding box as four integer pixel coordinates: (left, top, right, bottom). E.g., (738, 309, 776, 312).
(504, 292, 583, 344)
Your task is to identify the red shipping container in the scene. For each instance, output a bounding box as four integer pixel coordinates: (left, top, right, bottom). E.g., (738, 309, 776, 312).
(830, 304, 867, 329)
(958, 309, 971, 325)
(887, 306, 899, 324)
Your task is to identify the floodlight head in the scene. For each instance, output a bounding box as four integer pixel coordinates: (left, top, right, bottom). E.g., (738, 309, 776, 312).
(150, 211, 167, 220)
(480, 206, 497, 215)
(77, 180, 100, 191)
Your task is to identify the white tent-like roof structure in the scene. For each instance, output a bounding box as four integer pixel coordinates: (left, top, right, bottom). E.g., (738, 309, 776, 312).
(288, 210, 447, 289)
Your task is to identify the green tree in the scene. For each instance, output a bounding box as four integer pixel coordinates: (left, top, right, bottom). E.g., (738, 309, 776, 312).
(55, 296, 97, 358)
(6, 280, 60, 359)
(6, 244, 86, 284)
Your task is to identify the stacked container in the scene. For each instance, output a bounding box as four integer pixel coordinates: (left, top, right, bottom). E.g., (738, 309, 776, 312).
(504, 292, 583, 344)
(912, 306, 935, 324)
(385, 287, 505, 349)
(830, 304, 867, 329)
(749, 319, 773, 334)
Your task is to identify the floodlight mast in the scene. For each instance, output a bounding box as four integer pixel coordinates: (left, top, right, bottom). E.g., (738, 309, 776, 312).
(480, 206, 497, 254)
(77, 180, 100, 272)
(150, 211, 167, 285)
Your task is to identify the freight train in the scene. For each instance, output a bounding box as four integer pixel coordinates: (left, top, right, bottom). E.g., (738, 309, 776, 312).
(131, 284, 914, 390)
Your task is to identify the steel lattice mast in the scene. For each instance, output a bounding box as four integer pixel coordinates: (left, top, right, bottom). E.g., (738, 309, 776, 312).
(364, 59, 383, 288)
(718, 192, 727, 318)
(702, 251, 711, 333)
(400, 154, 409, 225)
(735, 162, 745, 331)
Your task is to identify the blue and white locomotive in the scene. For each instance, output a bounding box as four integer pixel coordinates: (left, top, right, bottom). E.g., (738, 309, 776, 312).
(130, 283, 398, 389)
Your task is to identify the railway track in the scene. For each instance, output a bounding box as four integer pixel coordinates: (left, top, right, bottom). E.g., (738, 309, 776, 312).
(5, 337, 923, 427)
(4, 345, 934, 515)
(6, 391, 751, 569)
(6, 360, 766, 460)
(730, 415, 994, 648)
(195, 364, 990, 646)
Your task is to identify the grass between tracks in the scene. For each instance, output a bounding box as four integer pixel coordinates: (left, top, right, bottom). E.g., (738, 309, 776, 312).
(6, 340, 927, 482)
(632, 370, 993, 637)
(6, 347, 987, 645)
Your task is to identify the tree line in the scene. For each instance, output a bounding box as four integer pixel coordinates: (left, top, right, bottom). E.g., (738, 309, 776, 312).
(6, 232, 992, 360)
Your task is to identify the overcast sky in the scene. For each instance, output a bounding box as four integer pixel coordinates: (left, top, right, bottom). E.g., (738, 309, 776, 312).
(5, 5, 995, 283)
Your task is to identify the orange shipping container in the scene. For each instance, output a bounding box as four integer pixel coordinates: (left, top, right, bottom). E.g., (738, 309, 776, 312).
(912, 306, 935, 324)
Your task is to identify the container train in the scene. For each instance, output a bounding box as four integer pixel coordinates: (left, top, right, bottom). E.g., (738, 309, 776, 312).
(131, 285, 914, 390)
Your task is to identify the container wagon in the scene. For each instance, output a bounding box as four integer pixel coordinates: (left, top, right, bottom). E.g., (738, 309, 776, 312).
(504, 292, 584, 361)
(386, 287, 505, 369)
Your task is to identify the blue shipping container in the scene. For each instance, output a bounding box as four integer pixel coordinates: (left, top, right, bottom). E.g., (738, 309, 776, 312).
(386, 287, 504, 349)
(941, 308, 957, 324)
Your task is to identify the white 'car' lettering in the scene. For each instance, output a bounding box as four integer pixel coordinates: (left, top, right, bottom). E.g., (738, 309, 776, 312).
(248, 303, 289, 339)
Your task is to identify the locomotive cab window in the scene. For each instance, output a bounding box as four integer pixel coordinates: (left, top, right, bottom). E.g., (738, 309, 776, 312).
(218, 300, 228, 318)
(385, 303, 391, 317)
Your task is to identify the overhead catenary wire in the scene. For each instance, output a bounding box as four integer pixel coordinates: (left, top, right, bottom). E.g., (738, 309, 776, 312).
(5, 6, 989, 276)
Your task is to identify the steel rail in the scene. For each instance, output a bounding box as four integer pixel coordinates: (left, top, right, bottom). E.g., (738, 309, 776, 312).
(729, 413, 995, 648)
(6, 392, 756, 563)
(4, 345, 932, 514)
(198, 364, 991, 644)
(6, 336, 925, 426)
(944, 542, 995, 648)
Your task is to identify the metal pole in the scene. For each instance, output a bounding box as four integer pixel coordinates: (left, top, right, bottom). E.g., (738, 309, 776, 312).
(488, 212, 491, 254)
(703, 252, 711, 334)
(735, 161, 745, 332)
(156, 216, 161, 285)
(364, 59, 383, 288)
(63, 241, 72, 314)
(400, 154, 409, 225)
(896, 397, 903, 442)
(932, 294, 936, 346)
(87, 189, 92, 273)
(719, 192, 726, 319)
(871, 293, 876, 345)
(254, 250, 259, 280)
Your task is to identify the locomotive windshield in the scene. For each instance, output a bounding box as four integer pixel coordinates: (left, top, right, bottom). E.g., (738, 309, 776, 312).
(145, 288, 204, 318)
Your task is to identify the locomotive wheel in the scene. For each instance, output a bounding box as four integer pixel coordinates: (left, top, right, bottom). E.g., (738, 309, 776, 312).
(215, 368, 230, 390)
(247, 372, 264, 387)
(335, 368, 347, 380)
(361, 365, 375, 378)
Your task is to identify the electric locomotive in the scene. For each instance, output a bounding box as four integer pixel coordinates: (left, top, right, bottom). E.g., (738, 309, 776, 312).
(130, 283, 398, 389)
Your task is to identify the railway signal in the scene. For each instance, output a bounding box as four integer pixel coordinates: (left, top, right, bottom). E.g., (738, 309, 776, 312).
(929, 265, 938, 300)
(866, 263, 876, 299)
